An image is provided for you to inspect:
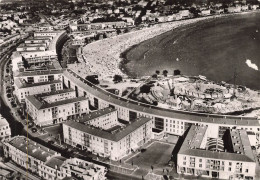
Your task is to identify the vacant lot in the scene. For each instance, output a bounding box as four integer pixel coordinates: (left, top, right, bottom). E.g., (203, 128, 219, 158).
(126, 142, 174, 170)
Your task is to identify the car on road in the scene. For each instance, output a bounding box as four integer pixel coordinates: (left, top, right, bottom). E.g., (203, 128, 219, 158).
(28, 122, 34, 128)
(31, 128, 37, 133)
(48, 140, 55, 145)
(11, 103, 17, 108)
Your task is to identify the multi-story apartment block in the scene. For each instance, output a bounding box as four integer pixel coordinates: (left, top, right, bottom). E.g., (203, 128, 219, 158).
(14, 78, 63, 103)
(0, 114, 11, 140)
(177, 125, 256, 180)
(70, 21, 128, 32)
(24, 36, 52, 45)
(16, 43, 47, 52)
(14, 69, 62, 83)
(82, 107, 118, 130)
(62, 69, 260, 146)
(2, 136, 107, 180)
(63, 108, 153, 161)
(11, 31, 67, 73)
(25, 90, 89, 126)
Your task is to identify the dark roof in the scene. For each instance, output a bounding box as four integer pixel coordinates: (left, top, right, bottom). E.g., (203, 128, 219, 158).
(26, 96, 87, 110)
(63, 69, 259, 126)
(179, 125, 255, 162)
(181, 149, 255, 162)
(26, 36, 52, 40)
(179, 125, 207, 153)
(15, 70, 62, 77)
(77, 107, 117, 123)
(106, 125, 121, 133)
(64, 117, 152, 142)
(14, 78, 61, 89)
(45, 156, 67, 170)
(18, 43, 46, 48)
(7, 136, 57, 162)
(36, 89, 75, 98)
(229, 129, 255, 162)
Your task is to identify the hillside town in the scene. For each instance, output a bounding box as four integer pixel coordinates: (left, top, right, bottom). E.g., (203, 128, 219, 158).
(1, 0, 260, 180)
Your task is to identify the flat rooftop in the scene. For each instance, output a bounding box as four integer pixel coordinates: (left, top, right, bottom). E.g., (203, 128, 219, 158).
(45, 156, 67, 170)
(26, 95, 87, 110)
(14, 78, 61, 89)
(78, 107, 117, 123)
(15, 69, 62, 77)
(35, 88, 75, 98)
(64, 117, 152, 142)
(26, 36, 52, 40)
(18, 43, 46, 48)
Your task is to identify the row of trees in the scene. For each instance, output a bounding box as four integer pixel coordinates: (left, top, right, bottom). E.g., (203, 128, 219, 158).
(152, 69, 181, 78)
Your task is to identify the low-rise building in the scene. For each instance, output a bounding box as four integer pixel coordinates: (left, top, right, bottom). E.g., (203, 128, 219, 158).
(0, 114, 11, 140)
(200, 10, 211, 16)
(2, 136, 107, 180)
(177, 125, 256, 179)
(14, 78, 63, 103)
(25, 90, 89, 126)
(63, 108, 153, 161)
(16, 43, 47, 52)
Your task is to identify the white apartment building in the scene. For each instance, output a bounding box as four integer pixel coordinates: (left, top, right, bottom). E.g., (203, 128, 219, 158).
(25, 91, 89, 126)
(14, 69, 62, 83)
(11, 31, 67, 73)
(63, 109, 153, 161)
(16, 43, 47, 52)
(177, 125, 256, 180)
(2, 136, 107, 180)
(34, 31, 65, 38)
(82, 107, 118, 130)
(25, 36, 52, 45)
(0, 114, 11, 140)
(14, 78, 63, 103)
(62, 69, 260, 146)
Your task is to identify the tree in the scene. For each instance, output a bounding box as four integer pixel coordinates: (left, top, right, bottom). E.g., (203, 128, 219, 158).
(155, 70, 160, 75)
(174, 69, 181, 76)
(113, 75, 123, 83)
(140, 84, 152, 93)
(152, 101, 158, 106)
(86, 75, 99, 85)
(163, 70, 168, 77)
(116, 29, 122, 35)
(152, 74, 157, 79)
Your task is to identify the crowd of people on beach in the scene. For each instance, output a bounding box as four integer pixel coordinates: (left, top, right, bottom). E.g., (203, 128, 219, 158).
(69, 12, 250, 79)
(69, 15, 227, 78)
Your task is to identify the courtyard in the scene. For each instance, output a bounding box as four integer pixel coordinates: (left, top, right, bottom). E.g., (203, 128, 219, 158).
(125, 141, 176, 178)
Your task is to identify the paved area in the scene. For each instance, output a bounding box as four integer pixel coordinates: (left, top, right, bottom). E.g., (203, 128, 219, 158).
(125, 141, 175, 178)
(5, 162, 40, 180)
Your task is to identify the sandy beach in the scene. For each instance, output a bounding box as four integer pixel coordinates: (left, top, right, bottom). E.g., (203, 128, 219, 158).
(70, 11, 260, 92)
(70, 13, 236, 78)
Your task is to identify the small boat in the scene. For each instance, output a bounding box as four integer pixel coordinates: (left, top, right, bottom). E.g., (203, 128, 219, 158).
(256, 29, 259, 33)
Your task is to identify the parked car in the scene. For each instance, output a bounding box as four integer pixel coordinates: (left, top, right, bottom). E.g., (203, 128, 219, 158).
(31, 128, 37, 133)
